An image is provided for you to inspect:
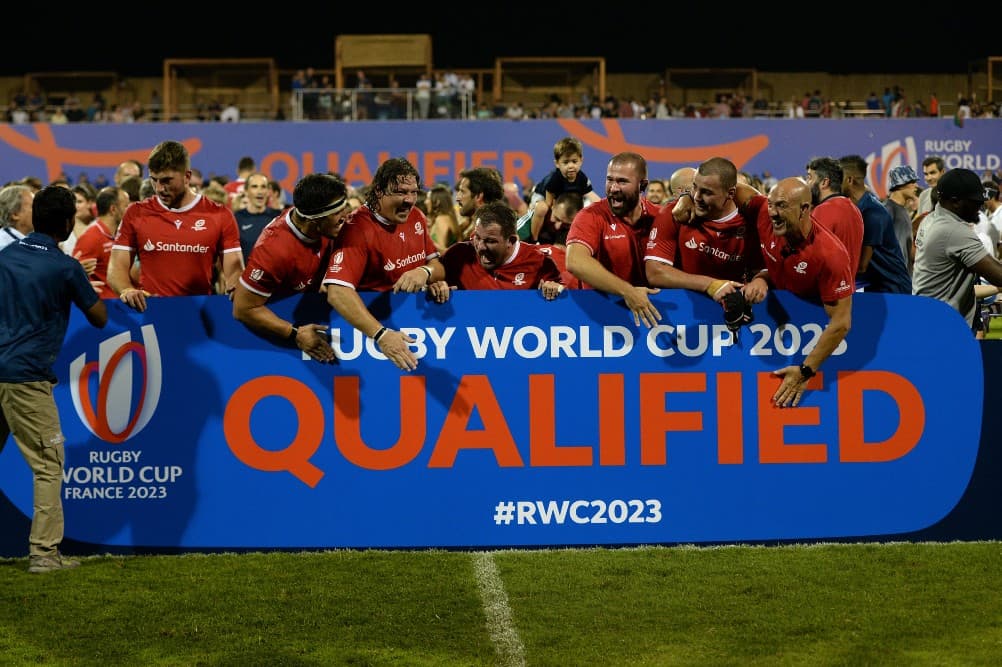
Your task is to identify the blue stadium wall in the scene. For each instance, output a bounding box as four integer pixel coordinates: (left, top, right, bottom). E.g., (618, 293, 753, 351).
(0, 119, 999, 556)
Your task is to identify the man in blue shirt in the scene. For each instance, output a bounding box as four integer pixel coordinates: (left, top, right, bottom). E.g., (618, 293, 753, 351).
(839, 155, 913, 293)
(0, 185, 108, 573)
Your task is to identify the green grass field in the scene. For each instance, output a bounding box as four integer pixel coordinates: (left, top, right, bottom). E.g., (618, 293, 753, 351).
(2, 543, 1000, 665)
(984, 312, 1002, 340)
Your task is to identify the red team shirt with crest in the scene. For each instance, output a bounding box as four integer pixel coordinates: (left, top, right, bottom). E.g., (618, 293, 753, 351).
(323, 206, 437, 291)
(757, 206, 855, 302)
(810, 195, 864, 276)
(238, 211, 332, 299)
(535, 243, 581, 289)
(74, 219, 117, 299)
(564, 198, 660, 287)
(645, 196, 767, 282)
(439, 240, 561, 289)
(112, 195, 242, 296)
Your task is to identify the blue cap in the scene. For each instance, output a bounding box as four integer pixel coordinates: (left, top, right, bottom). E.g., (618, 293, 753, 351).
(888, 165, 918, 191)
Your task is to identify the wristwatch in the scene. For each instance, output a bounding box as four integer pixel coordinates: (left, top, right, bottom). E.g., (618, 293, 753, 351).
(799, 363, 816, 381)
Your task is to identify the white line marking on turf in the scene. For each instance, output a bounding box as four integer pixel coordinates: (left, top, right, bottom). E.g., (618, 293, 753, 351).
(473, 552, 525, 667)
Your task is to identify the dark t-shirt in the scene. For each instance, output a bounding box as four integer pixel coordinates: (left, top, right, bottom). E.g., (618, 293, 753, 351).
(236, 207, 282, 260)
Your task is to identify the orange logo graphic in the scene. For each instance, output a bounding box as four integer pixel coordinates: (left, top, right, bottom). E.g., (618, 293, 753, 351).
(556, 119, 769, 167)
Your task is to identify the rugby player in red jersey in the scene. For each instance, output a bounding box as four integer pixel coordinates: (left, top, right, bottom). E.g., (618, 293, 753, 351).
(645, 157, 768, 304)
(232, 173, 350, 362)
(565, 151, 662, 328)
(108, 140, 243, 312)
(755, 177, 854, 408)
(324, 158, 441, 371)
(425, 201, 564, 303)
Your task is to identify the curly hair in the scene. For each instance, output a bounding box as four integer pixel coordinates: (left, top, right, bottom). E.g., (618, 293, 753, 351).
(364, 158, 422, 210)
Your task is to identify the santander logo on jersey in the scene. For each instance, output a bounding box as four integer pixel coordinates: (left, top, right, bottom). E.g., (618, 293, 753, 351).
(69, 325, 163, 444)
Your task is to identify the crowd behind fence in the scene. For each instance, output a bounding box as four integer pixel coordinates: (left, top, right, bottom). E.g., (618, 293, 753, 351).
(4, 85, 991, 124)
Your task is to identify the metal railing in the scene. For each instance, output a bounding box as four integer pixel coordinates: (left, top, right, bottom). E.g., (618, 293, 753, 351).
(290, 88, 475, 121)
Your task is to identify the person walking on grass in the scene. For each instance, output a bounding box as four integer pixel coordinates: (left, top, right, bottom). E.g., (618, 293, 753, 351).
(0, 185, 108, 573)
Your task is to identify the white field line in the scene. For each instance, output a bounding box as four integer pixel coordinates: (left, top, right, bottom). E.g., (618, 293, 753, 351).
(472, 551, 526, 667)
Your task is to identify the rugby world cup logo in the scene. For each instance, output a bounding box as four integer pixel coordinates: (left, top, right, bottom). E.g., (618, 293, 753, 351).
(865, 137, 918, 200)
(69, 325, 163, 443)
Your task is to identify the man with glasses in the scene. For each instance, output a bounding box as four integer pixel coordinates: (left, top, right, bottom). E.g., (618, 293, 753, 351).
(232, 173, 350, 362)
(913, 168, 1002, 333)
(324, 158, 442, 371)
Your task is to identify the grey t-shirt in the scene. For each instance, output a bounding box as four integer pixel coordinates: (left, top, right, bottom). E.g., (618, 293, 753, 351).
(912, 206, 988, 326)
(883, 197, 914, 269)
(916, 187, 934, 217)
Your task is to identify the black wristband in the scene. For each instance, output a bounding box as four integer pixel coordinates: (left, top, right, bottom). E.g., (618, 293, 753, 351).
(799, 363, 816, 380)
(373, 326, 389, 343)
(287, 326, 299, 343)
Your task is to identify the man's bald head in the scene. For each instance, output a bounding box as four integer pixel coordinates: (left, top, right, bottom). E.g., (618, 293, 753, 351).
(767, 177, 812, 240)
(775, 177, 811, 205)
(669, 167, 696, 197)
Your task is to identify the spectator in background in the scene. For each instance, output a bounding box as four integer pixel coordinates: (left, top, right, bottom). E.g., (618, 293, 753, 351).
(119, 175, 143, 203)
(223, 156, 255, 206)
(219, 100, 240, 123)
(566, 152, 662, 327)
(839, 155, 912, 293)
(0, 185, 108, 573)
(884, 165, 920, 270)
(753, 177, 854, 407)
(503, 182, 528, 218)
(113, 159, 143, 186)
(138, 179, 155, 200)
(232, 173, 350, 362)
(519, 191, 583, 243)
(108, 140, 243, 311)
(267, 180, 287, 210)
(645, 179, 668, 208)
(188, 168, 204, 193)
(19, 177, 43, 194)
(73, 186, 130, 299)
(529, 137, 601, 243)
(978, 180, 1002, 258)
(415, 72, 433, 119)
(60, 183, 97, 258)
(201, 182, 228, 206)
(323, 157, 440, 371)
(148, 89, 162, 122)
(455, 167, 505, 240)
(235, 173, 281, 261)
(426, 184, 463, 254)
(0, 184, 33, 252)
(913, 168, 1002, 332)
(917, 156, 947, 217)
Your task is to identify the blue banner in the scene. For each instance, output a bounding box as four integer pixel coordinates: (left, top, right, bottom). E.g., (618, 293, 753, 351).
(0, 119, 996, 200)
(0, 290, 983, 551)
